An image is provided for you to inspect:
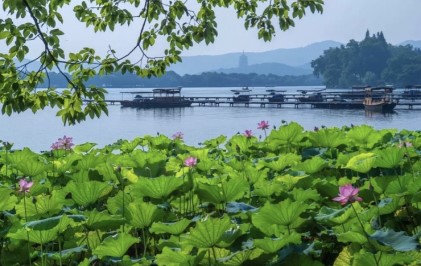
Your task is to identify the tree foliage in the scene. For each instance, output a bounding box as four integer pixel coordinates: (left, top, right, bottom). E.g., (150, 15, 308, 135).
(0, 0, 323, 124)
(311, 30, 421, 88)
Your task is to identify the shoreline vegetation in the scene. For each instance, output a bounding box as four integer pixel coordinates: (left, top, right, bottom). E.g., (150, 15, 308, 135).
(1, 121, 421, 265)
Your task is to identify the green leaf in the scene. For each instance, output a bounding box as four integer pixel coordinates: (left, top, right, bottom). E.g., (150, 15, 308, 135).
(127, 201, 163, 229)
(309, 128, 346, 148)
(132, 175, 184, 199)
(93, 232, 140, 259)
(196, 178, 248, 204)
(182, 215, 232, 248)
(24, 214, 86, 231)
(0, 187, 17, 211)
(66, 181, 112, 206)
(370, 229, 419, 252)
(333, 246, 355, 266)
(374, 147, 405, 169)
(292, 156, 327, 174)
(150, 219, 191, 235)
(345, 153, 376, 173)
(155, 247, 204, 266)
(254, 233, 301, 253)
(84, 209, 126, 231)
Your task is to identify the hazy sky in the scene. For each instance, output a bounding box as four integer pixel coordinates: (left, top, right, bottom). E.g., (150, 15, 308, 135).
(2, 0, 421, 59)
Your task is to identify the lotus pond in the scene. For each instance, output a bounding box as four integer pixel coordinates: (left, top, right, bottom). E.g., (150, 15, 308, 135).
(1, 122, 421, 265)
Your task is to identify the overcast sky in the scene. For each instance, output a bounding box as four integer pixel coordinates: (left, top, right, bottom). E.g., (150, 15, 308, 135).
(2, 0, 421, 59)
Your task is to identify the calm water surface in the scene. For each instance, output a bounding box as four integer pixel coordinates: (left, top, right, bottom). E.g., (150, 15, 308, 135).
(1, 86, 420, 151)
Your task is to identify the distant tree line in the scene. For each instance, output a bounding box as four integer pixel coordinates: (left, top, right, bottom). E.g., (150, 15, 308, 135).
(311, 31, 421, 88)
(41, 71, 323, 88)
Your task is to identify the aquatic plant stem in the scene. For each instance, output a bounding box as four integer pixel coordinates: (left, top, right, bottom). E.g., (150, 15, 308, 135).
(23, 193, 32, 266)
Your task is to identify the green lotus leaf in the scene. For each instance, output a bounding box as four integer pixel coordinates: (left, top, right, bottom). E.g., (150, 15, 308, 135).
(14, 158, 49, 177)
(226, 135, 254, 154)
(74, 153, 107, 171)
(150, 219, 191, 235)
(374, 147, 405, 169)
(45, 246, 87, 260)
(130, 150, 167, 177)
(281, 253, 324, 266)
(202, 135, 227, 149)
(197, 158, 221, 172)
(6, 147, 38, 165)
(258, 153, 301, 172)
(290, 188, 321, 202)
(66, 180, 113, 206)
(308, 128, 346, 148)
(119, 137, 144, 153)
(337, 231, 367, 245)
(155, 247, 202, 266)
(144, 134, 172, 150)
(95, 162, 118, 182)
(370, 229, 419, 252)
(275, 174, 307, 190)
(252, 199, 309, 231)
(107, 190, 134, 215)
(8, 227, 59, 244)
(93, 232, 140, 259)
(353, 250, 412, 266)
(292, 156, 327, 174)
(345, 152, 376, 173)
(132, 175, 184, 199)
(127, 201, 163, 229)
(254, 233, 301, 253)
(218, 249, 264, 266)
(196, 178, 248, 204)
(84, 210, 127, 231)
(217, 227, 243, 248)
(377, 197, 401, 215)
(346, 125, 382, 149)
(268, 122, 304, 145)
(253, 180, 283, 197)
(333, 246, 356, 266)
(15, 189, 71, 217)
(73, 142, 97, 153)
(0, 187, 17, 212)
(25, 214, 86, 231)
(182, 215, 232, 248)
(315, 206, 353, 225)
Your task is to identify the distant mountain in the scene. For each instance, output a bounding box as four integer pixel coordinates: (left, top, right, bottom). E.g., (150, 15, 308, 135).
(215, 62, 312, 76)
(399, 40, 421, 49)
(168, 40, 342, 75)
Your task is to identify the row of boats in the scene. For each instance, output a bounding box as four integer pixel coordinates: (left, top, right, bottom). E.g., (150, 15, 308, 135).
(120, 85, 421, 112)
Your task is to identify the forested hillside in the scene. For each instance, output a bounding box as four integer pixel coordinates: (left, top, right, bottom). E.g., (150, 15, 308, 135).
(312, 31, 421, 88)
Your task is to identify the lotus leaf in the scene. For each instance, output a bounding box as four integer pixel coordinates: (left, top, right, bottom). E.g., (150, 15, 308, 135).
(182, 215, 232, 248)
(290, 188, 321, 202)
(268, 122, 304, 145)
(202, 135, 227, 148)
(217, 248, 264, 266)
(346, 125, 383, 149)
(353, 250, 413, 266)
(15, 189, 71, 217)
(132, 175, 184, 199)
(253, 180, 283, 197)
(332, 246, 355, 266)
(8, 227, 59, 244)
(254, 233, 301, 253)
(275, 174, 307, 190)
(337, 231, 367, 245)
(150, 219, 191, 235)
(374, 147, 405, 169)
(74, 153, 107, 171)
(0, 187, 17, 212)
(315, 206, 354, 225)
(131, 150, 167, 177)
(196, 178, 248, 204)
(258, 153, 301, 172)
(370, 229, 419, 252)
(96, 162, 119, 182)
(93, 232, 140, 259)
(127, 201, 163, 229)
(66, 180, 113, 206)
(292, 156, 327, 174)
(226, 202, 258, 213)
(107, 190, 134, 215)
(155, 247, 203, 266)
(24, 214, 86, 231)
(73, 143, 97, 153)
(252, 199, 309, 231)
(345, 152, 376, 173)
(226, 135, 253, 154)
(84, 210, 127, 231)
(279, 253, 324, 266)
(308, 128, 346, 148)
(45, 246, 87, 260)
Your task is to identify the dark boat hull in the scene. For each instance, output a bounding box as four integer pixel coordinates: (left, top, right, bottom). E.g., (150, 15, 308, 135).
(364, 102, 397, 112)
(121, 99, 192, 108)
(312, 101, 364, 109)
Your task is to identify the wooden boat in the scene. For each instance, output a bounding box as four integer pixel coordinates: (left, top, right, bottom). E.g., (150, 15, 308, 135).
(363, 86, 397, 112)
(297, 89, 325, 103)
(120, 87, 193, 108)
(266, 89, 286, 103)
(231, 87, 252, 102)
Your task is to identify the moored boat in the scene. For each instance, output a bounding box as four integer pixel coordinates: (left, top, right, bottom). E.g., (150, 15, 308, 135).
(363, 86, 397, 112)
(120, 87, 193, 108)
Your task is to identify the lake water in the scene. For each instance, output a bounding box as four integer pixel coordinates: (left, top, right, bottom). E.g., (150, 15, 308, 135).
(1, 86, 420, 151)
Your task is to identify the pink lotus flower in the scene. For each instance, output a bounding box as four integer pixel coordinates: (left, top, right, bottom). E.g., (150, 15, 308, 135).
(257, 121, 270, 130)
(172, 131, 184, 140)
(333, 184, 362, 205)
(184, 156, 197, 167)
(244, 130, 253, 138)
(18, 179, 33, 193)
(51, 135, 74, 150)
